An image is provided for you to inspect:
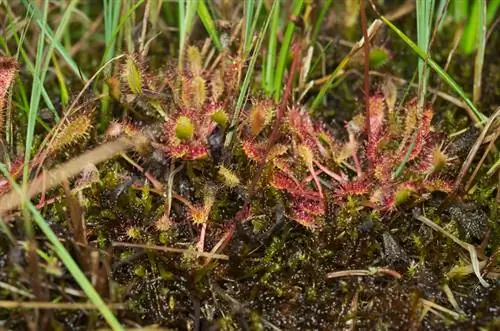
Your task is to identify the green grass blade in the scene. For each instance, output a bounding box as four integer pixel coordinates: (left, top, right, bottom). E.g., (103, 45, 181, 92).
(100, 0, 145, 65)
(178, 0, 199, 68)
(416, 0, 434, 106)
(273, 0, 304, 100)
(459, 0, 498, 54)
(486, 0, 500, 24)
(224, 0, 278, 147)
(0, 166, 124, 331)
(244, 0, 255, 52)
(103, 0, 122, 63)
(461, 0, 480, 54)
(245, 0, 264, 54)
(473, 0, 486, 104)
(263, 1, 280, 93)
(197, 0, 222, 50)
(311, 0, 333, 45)
(379, 15, 487, 123)
(22, 0, 87, 81)
(22, 0, 48, 190)
(451, 0, 468, 22)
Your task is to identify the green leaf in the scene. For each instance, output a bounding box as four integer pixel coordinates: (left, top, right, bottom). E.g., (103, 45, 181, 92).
(198, 0, 222, 50)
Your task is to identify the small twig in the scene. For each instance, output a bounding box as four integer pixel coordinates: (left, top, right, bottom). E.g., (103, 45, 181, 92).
(420, 298, 462, 320)
(0, 300, 125, 310)
(454, 107, 500, 193)
(111, 241, 229, 260)
(464, 129, 500, 192)
(0, 281, 35, 299)
(325, 267, 402, 280)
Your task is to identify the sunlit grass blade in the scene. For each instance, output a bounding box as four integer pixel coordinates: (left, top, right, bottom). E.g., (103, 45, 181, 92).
(263, 0, 280, 94)
(103, 0, 122, 63)
(460, 0, 499, 54)
(379, 15, 487, 123)
(178, 0, 199, 68)
(101, 0, 122, 129)
(473, 0, 486, 104)
(197, 0, 222, 50)
(224, 0, 278, 147)
(0, 166, 124, 331)
(416, 0, 434, 106)
(273, 0, 304, 100)
(244, 0, 255, 52)
(244, 0, 264, 53)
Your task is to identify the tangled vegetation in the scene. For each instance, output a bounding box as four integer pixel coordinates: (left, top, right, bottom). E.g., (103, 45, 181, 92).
(0, 1, 499, 330)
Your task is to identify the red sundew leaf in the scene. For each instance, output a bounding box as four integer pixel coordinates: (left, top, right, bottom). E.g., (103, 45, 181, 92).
(423, 178, 452, 193)
(0, 178, 9, 195)
(0, 57, 18, 130)
(397, 106, 434, 164)
(156, 140, 208, 160)
(373, 155, 395, 182)
(270, 171, 298, 191)
(409, 107, 433, 161)
(189, 204, 209, 224)
(273, 158, 299, 184)
(367, 94, 386, 162)
(295, 198, 324, 217)
(290, 198, 324, 228)
(241, 139, 266, 162)
(335, 180, 371, 200)
(411, 143, 438, 173)
(288, 107, 316, 141)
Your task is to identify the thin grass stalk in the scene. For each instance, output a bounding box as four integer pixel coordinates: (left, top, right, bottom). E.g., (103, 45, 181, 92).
(21, 1, 48, 247)
(1, 4, 54, 129)
(99, 0, 145, 64)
